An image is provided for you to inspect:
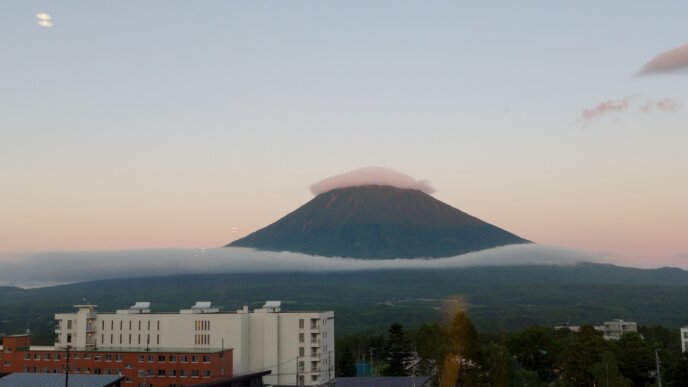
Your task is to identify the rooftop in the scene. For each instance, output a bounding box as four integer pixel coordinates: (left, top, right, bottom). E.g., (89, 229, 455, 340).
(0, 373, 122, 387)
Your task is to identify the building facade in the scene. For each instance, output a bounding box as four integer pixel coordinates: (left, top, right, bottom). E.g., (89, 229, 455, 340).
(47, 301, 334, 386)
(554, 319, 638, 340)
(0, 334, 231, 386)
(680, 327, 688, 353)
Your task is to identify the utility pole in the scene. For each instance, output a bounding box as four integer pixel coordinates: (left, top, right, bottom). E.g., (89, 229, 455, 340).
(64, 345, 71, 387)
(655, 349, 662, 387)
(369, 348, 375, 377)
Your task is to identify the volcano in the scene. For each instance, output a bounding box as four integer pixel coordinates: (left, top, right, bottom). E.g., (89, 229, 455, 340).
(227, 185, 530, 259)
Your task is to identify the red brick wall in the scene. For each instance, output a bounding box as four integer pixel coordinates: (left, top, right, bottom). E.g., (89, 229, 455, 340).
(2, 336, 233, 386)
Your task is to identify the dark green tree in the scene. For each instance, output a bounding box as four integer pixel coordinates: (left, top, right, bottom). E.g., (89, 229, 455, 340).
(592, 351, 632, 387)
(383, 322, 411, 376)
(558, 325, 611, 385)
(414, 323, 451, 385)
(613, 333, 654, 387)
(448, 311, 480, 386)
(336, 345, 357, 377)
(507, 326, 559, 382)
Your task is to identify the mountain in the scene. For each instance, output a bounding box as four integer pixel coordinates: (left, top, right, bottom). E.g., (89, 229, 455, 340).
(227, 185, 529, 259)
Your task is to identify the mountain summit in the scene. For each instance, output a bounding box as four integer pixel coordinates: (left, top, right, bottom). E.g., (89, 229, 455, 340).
(227, 185, 530, 259)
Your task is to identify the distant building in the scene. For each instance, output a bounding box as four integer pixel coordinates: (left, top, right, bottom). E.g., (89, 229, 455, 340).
(601, 319, 637, 340)
(555, 319, 638, 340)
(1, 301, 335, 386)
(680, 327, 688, 353)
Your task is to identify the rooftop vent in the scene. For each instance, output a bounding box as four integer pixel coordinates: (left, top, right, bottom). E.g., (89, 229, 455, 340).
(128, 302, 151, 314)
(263, 301, 281, 312)
(191, 301, 219, 314)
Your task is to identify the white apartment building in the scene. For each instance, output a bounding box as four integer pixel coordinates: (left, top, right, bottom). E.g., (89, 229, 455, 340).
(555, 319, 638, 340)
(680, 327, 688, 353)
(54, 301, 335, 386)
(601, 319, 637, 340)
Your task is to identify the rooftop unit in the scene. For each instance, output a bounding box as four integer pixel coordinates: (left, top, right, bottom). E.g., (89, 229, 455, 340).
(262, 301, 281, 313)
(127, 302, 151, 314)
(191, 301, 219, 314)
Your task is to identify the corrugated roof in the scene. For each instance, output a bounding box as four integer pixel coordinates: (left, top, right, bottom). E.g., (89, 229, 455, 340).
(335, 376, 431, 387)
(0, 373, 123, 387)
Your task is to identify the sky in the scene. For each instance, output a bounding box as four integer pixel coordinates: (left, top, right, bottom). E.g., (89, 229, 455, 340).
(1, 1, 687, 269)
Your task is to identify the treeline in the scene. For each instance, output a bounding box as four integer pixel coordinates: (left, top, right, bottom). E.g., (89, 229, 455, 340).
(336, 312, 688, 386)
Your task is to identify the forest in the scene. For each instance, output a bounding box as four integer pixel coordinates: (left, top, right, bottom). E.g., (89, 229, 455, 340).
(336, 312, 688, 387)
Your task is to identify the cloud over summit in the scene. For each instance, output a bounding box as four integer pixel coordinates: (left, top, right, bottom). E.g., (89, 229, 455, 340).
(310, 167, 435, 195)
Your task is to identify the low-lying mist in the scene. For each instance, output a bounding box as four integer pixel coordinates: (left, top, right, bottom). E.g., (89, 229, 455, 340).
(0, 244, 602, 288)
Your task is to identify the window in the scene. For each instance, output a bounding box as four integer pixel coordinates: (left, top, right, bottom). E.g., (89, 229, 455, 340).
(24, 353, 30, 360)
(299, 319, 304, 329)
(102, 321, 105, 330)
(180, 355, 188, 363)
(110, 334, 113, 344)
(120, 321, 123, 330)
(312, 375, 318, 382)
(116, 354, 123, 362)
(56, 353, 62, 360)
(67, 320, 72, 329)
(169, 355, 176, 362)
(138, 321, 141, 330)
(192, 370, 200, 377)
(34, 353, 40, 360)
(67, 333, 72, 343)
(180, 369, 187, 377)
(157, 334, 159, 345)
(147, 354, 154, 362)
(138, 355, 144, 362)
(158, 369, 165, 376)
(111, 320, 114, 330)
(171, 369, 177, 376)
(120, 334, 122, 344)
(157, 320, 160, 330)
(105, 354, 113, 361)
(129, 321, 132, 330)
(129, 334, 132, 344)
(158, 355, 165, 362)
(202, 355, 209, 363)
(299, 333, 304, 343)
(202, 370, 210, 377)
(45, 353, 51, 360)
(299, 347, 305, 356)
(138, 335, 141, 345)
(191, 355, 199, 363)
(147, 321, 151, 331)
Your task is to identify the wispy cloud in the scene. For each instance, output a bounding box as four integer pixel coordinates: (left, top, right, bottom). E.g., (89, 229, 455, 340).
(0, 245, 600, 288)
(310, 167, 435, 195)
(580, 96, 632, 126)
(638, 43, 688, 76)
(639, 98, 681, 113)
(579, 96, 681, 126)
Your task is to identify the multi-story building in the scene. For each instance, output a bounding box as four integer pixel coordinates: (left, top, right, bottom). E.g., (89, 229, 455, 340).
(2, 301, 335, 387)
(555, 319, 638, 340)
(680, 327, 688, 353)
(600, 319, 637, 340)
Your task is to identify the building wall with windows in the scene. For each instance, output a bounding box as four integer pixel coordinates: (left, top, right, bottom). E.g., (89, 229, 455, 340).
(52, 301, 334, 386)
(0, 334, 231, 386)
(681, 327, 688, 353)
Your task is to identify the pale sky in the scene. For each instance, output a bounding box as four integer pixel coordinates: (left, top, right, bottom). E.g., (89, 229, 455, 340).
(1, 1, 687, 268)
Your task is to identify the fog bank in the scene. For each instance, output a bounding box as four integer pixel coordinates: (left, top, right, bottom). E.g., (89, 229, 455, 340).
(0, 245, 604, 288)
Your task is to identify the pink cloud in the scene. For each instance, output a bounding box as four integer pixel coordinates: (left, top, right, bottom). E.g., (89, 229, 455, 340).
(310, 167, 435, 195)
(639, 98, 681, 113)
(638, 43, 688, 76)
(580, 97, 631, 126)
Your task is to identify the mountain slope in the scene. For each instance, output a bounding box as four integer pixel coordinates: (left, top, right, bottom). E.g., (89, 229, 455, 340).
(228, 185, 529, 258)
